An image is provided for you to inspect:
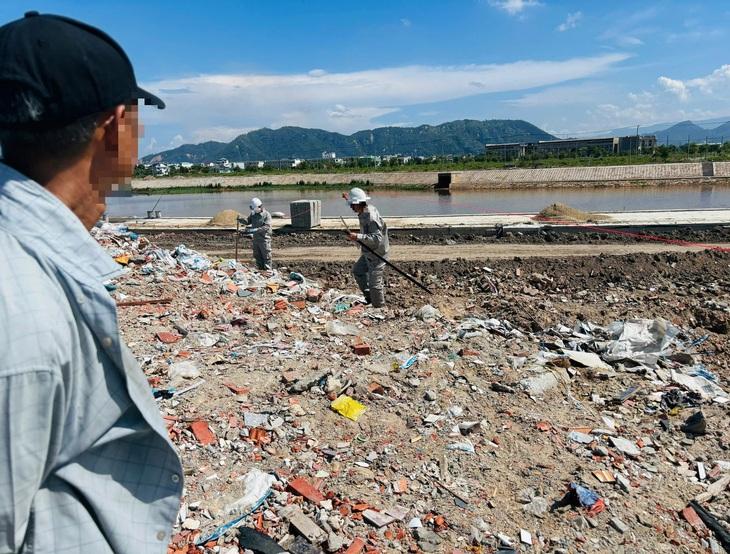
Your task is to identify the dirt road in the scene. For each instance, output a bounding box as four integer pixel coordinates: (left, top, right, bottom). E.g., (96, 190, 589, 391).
(205, 242, 730, 262)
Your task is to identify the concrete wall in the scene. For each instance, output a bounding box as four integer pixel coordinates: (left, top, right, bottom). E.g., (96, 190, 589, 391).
(132, 162, 729, 191)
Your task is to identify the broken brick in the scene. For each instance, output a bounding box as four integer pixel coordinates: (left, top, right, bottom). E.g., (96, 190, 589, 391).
(343, 537, 366, 554)
(681, 506, 706, 533)
(288, 477, 326, 505)
(156, 331, 179, 344)
(189, 421, 214, 445)
(353, 344, 371, 355)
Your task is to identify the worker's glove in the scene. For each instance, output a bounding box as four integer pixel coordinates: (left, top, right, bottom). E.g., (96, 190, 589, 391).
(247, 229, 255, 234)
(236, 216, 245, 224)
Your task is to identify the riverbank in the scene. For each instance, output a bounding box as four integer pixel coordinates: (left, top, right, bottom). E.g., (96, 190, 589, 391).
(132, 162, 730, 192)
(124, 208, 730, 235)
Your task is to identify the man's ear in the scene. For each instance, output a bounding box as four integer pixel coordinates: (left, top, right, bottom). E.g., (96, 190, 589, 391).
(100, 106, 125, 151)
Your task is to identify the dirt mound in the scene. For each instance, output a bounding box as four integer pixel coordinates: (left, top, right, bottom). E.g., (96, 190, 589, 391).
(534, 202, 610, 223)
(207, 209, 243, 227)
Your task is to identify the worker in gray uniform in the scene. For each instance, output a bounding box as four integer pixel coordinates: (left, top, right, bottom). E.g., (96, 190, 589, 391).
(343, 187, 390, 307)
(238, 197, 272, 270)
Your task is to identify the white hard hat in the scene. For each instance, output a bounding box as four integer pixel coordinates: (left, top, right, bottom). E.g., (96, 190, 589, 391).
(250, 197, 262, 211)
(347, 187, 370, 206)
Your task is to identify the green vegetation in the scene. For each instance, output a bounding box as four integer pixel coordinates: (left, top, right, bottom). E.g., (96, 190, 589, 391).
(134, 139, 730, 183)
(132, 179, 384, 195)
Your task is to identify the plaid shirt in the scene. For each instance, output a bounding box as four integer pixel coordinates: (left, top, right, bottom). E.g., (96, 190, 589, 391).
(0, 164, 182, 553)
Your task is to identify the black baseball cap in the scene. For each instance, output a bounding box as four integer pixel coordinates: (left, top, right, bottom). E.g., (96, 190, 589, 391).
(0, 11, 164, 128)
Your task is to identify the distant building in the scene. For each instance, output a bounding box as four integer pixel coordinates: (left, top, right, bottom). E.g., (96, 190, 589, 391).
(152, 163, 169, 176)
(486, 135, 658, 159)
(322, 151, 336, 159)
(215, 158, 232, 173)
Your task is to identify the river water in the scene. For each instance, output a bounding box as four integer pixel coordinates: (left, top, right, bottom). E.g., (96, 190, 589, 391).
(106, 184, 730, 218)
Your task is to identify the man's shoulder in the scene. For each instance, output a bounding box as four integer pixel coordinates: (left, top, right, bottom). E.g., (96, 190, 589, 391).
(0, 231, 75, 376)
(363, 205, 383, 223)
(0, 230, 71, 309)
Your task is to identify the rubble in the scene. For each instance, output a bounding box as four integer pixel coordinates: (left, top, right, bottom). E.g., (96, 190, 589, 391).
(87, 221, 730, 553)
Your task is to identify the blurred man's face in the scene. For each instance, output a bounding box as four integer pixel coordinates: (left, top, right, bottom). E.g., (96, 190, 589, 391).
(94, 101, 140, 201)
(115, 102, 141, 184)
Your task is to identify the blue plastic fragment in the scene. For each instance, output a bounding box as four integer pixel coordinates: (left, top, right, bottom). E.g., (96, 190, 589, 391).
(569, 482, 600, 508)
(398, 356, 417, 370)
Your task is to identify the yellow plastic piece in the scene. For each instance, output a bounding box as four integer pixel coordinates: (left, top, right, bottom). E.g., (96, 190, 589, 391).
(331, 395, 366, 421)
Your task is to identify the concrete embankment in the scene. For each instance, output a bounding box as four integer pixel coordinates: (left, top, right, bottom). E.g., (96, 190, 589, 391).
(132, 162, 730, 191)
(125, 209, 730, 236)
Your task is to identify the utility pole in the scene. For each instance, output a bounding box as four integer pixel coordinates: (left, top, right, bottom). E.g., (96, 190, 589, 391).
(636, 125, 640, 158)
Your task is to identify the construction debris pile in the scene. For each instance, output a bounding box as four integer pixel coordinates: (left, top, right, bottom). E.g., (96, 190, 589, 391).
(93, 222, 730, 554)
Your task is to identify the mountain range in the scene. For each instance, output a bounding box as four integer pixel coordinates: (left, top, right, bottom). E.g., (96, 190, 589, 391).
(142, 117, 730, 164)
(650, 120, 730, 147)
(141, 119, 555, 164)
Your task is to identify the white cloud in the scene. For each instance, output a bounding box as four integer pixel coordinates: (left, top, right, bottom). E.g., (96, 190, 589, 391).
(557, 12, 582, 32)
(488, 0, 542, 16)
(401, 19, 411, 27)
(141, 52, 631, 145)
(657, 65, 730, 104)
(685, 64, 730, 96)
(657, 77, 690, 102)
(190, 127, 254, 144)
(143, 137, 157, 154)
(330, 104, 353, 118)
(616, 36, 643, 47)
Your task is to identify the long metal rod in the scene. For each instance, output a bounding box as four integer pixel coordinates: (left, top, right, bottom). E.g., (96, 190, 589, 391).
(235, 219, 240, 262)
(151, 195, 163, 212)
(340, 216, 432, 294)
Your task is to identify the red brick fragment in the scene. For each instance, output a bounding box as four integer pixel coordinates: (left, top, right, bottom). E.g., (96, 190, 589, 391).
(281, 371, 302, 383)
(287, 477, 325, 504)
(223, 383, 250, 395)
(189, 421, 214, 445)
(156, 331, 179, 344)
(681, 506, 706, 532)
(353, 344, 371, 355)
(344, 538, 366, 554)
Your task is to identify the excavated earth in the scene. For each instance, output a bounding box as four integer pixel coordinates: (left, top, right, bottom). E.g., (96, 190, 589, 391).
(110, 225, 730, 554)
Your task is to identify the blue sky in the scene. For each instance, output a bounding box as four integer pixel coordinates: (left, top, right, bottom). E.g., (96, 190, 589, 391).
(3, 1, 729, 156)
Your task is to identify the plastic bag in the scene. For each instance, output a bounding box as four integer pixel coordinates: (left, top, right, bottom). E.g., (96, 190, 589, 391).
(331, 395, 366, 420)
(325, 320, 359, 336)
(415, 304, 439, 321)
(168, 361, 201, 380)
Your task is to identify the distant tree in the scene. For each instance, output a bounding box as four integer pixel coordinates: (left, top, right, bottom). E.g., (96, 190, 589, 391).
(588, 146, 603, 158)
(133, 164, 152, 178)
(656, 145, 670, 161)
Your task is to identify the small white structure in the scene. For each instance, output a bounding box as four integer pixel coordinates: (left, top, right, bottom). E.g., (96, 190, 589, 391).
(152, 163, 169, 176)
